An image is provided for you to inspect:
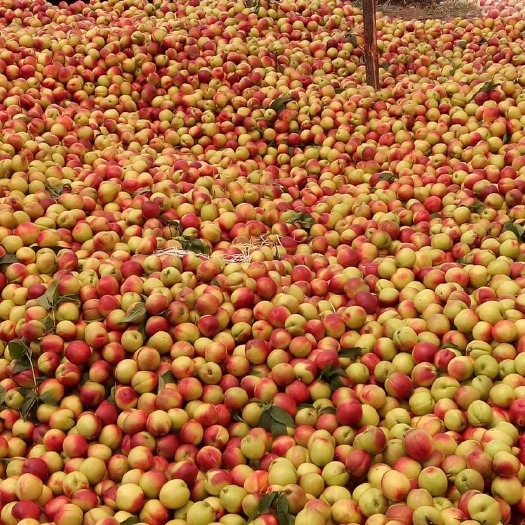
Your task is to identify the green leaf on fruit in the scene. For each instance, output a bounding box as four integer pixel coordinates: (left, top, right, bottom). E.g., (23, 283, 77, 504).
(39, 392, 58, 406)
(0, 385, 6, 405)
(134, 187, 153, 196)
(276, 495, 293, 525)
(123, 303, 147, 323)
(232, 413, 246, 423)
(37, 280, 60, 310)
(270, 420, 288, 438)
(319, 406, 337, 415)
(12, 360, 32, 375)
(45, 183, 71, 199)
(108, 384, 117, 406)
(259, 409, 273, 432)
(441, 343, 461, 350)
(330, 377, 345, 390)
(0, 254, 17, 265)
(55, 294, 81, 307)
(249, 369, 265, 378)
(284, 212, 315, 231)
(270, 406, 295, 428)
(179, 237, 210, 256)
(30, 245, 64, 254)
(297, 403, 314, 410)
(20, 391, 38, 422)
(345, 31, 358, 47)
(468, 81, 500, 101)
(163, 220, 183, 238)
(468, 202, 487, 213)
(7, 340, 29, 361)
(378, 172, 398, 183)
(269, 96, 292, 114)
(502, 222, 525, 239)
(339, 347, 362, 359)
(120, 517, 140, 525)
(161, 371, 176, 384)
(42, 316, 55, 333)
(258, 492, 279, 515)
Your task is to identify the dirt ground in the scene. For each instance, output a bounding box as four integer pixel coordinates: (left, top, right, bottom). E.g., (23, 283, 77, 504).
(377, 0, 481, 20)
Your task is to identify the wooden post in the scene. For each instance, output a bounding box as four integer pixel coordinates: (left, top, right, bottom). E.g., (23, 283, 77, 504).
(362, 0, 380, 91)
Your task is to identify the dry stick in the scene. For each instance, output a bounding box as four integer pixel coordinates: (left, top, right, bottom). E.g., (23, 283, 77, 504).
(363, 0, 380, 90)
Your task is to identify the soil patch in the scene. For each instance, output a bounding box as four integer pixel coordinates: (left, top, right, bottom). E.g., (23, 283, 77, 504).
(377, 0, 481, 20)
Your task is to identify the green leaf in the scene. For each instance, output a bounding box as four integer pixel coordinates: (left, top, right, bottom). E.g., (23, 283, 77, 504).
(39, 392, 58, 406)
(0, 254, 17, 265)
(108, 384, 117, 405)
(20, 392, 38, 422)
(441, 343, 461, 351)
(270, 406, 296, 428)
(42, 317, 55, 332)
(120, 517, 140, 525)
(134, 187, 153, 196)
(319, 406, 337, 415)
(345, 31, 358, 47)
(232, 412, 246, 423)
(161, 371, 176, 384)
(480, 81, 499, 93)
(258, 492, 279, 515)
(249, 369, 265, 378)
(163, 219, 183, 237)
(259, 409, 273, 432)
(378, 172, 398, 183)
(430, 213, 441, 219)
(468, 202, 487, 213)
(123, 303, 147, 323)
(37, 280, 60, 310)
(188, 239, 210, 255)
(30, 245, 64, 254)
(12, 360, 31, 375)
(330, 377, 346, 390)
(339, 347, 362, 359)
(0, 385, 6, 405)
(269, 96, 292, 114)
(55, 294, 81, 307)
(45, 183, 71, 199)
(502, 222, 525, 239)
(8, 340, 29, 361)
(285, 212, 315, 231)
(270, 420, 287, 438)
(297, 403, 314, 410)
(276, 495, 291, 525)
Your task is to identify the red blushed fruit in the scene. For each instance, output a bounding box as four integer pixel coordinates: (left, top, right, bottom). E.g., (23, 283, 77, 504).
(336, 398, 363, 427)
(345, 449, 372, 478)
(403, 429, 435, 461)
(354, 291, 379, 314)
(45, 495, 70, 521)
(412, 342, 438, 364)
(64, 341, 92, 366)
(384, 372, 414, 399)
(314, 350, 339, 370)
(12, 501, 41, 520)
(21, 457, 49, 481)
(361, 353, 380, 373)
(509, 399, 525, 427)
(272, 393, 298, 417)
(96, 400, 119, 426)
(285, 380, 310, 404)
(434, 349, 456, 371)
